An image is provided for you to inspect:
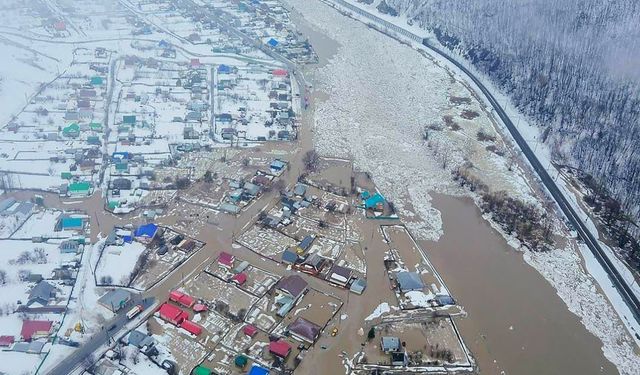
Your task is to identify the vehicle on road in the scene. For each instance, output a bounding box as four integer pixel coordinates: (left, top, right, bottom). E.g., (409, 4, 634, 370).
(126, 304, 144, 319)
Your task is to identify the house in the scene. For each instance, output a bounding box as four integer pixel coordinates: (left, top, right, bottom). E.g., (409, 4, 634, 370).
(60, 217, 84, 231)
(90, 76, 103, 86)
(122, 115, 136, 125)
(350, 278, 367, 295)
(381, 336, 401, 353)
(111, 178, 132, 190)
(243, 324, 258, 338)
(295, 235, 315, 254)
(247, 365, 270, 375)
(27, 281, 56, 307)
(435, 295, 455, 306)
(21, 320, 53, 341)
(53, 21, 66, 31)
(231, 272, 247, 286)
(158, 303, 188, 325)
(217, 251, 235, 268)
(275, 274, 308, 300)
(243, 182, 261, 197)
(134, 223, 158, 242)
(267, 38, 279, 47)
(0, 336, 14, 347)
(190, 58, 201, 68)
(288, 317, 321, 344)
(98, 289, 131, 312)
(396, 272, 424, 292)
(169, 290, 195, 308)
(270, 159, 286, 171)
(128, 330, 154, 348)
(220, 203, 240, 215)
(233, 260, 250, 274)
(272, 69, 288, 77)
(293, 183, 306, 197)
(217, 64, 232, 74)
(281, 249, 299, 264)
(180, 320, 202, 336)
(59, 239, 80, 254)
(328, 264, 353, 287)
(67, 181, 91, 197)
(62, 123, 80, 138)
(298, 253, 326, 275)
(364, 193, 385, 212)
(268, 340, 291, 358)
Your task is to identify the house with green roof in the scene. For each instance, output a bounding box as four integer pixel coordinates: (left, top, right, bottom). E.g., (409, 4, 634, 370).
(68, 182, 91, 197)
(61, 172, 73, 180)
(87, 136, 101, 145)
(62, 123, 80, 138)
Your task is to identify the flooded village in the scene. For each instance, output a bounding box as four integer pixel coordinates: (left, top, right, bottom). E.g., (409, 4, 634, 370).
(0, 0, 638, 375)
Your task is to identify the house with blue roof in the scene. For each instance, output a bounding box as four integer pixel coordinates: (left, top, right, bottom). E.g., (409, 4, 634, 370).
(134, 223, 158, 242)
(248, 365, 269, 375)
(267, 38, 279, 47)
(217, 64, 232, 74)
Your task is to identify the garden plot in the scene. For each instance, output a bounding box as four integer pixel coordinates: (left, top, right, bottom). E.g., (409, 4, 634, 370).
(245, 295, 281, 332)
(147, 316, 209, 375)
(304, 157, 353, 194)
(335, 241, 367, 275)
(194, 310, 235, 344)
(362, 318, 471, 368)
(132, 247, 187, 290)
(307, 236, 344, 262)
(213, 65, 295, 142)
(95, 241, 147, 287)
(280, 216, 345, 244)
(272, 289, 342, 343)
(199, 342, 270, 375)
(206, 261, 279, 298)
(381, 225, 452, 310)
(236, 226, 298, 260)
(183, 272, 258, 319)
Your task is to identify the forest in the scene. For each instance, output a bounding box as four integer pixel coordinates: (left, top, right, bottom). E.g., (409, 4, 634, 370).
(386, 0, 640, 249)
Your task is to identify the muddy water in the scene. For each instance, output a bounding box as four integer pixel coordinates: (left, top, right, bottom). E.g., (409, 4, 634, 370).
(426, 193, 616, 375)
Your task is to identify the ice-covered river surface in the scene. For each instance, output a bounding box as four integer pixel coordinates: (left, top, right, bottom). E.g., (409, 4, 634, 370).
(286, 0, 640, 374)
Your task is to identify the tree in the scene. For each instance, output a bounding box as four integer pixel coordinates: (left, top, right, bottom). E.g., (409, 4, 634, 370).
(367, 326, 375, 341)
(203, 170, 214, 183)
(0, 270, 6, 285)
(303, 150, 320, 172)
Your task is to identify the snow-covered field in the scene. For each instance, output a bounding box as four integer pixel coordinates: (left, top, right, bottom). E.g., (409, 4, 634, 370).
(285, 0, 640, 373)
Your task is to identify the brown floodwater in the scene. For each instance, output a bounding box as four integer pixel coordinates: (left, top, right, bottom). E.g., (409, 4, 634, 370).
(426, 193, 616, 375)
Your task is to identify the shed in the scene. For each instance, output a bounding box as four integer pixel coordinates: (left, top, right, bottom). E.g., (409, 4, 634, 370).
(272, 69, 288, 77)
(169, 290, 195, 308)
(0, 336, 15, 347)
(180, 320, 202, 336)
(270, 159, 286, 171)
(123, 115, 136, 125)
(293, 183, 306, 197)
(350, 278, 367, 295)
(193, 366, 212, 375)
(61, 217, 83, 230)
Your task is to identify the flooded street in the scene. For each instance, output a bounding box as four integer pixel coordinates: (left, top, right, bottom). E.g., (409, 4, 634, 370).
(426, 194, 616, 374)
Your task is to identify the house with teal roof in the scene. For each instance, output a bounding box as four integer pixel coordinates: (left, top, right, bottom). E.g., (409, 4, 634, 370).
(123, 115, 136, 125)
(68, 182, 91, 197)
(62, 123, 80, 138)
(90, 76, 103, 86)
(364, 193, 385, 211)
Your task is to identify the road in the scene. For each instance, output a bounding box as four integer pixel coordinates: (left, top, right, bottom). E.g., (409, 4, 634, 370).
(322, 0, 640, 326)
(46, 297, 156, 375)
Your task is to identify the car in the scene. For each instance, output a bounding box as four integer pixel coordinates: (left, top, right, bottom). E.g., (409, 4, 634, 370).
(107, 323, 117, 331)
(331, 327, 338, 337)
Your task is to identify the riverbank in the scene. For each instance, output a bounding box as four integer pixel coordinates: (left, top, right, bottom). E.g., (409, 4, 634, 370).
(284, 0, 640, 373)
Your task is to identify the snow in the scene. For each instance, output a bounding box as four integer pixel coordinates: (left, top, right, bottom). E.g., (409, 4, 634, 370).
(289, 0, 640, 373)
(364, 302, 391, 321)
(95, 241, 147, 287)
(404, 290, 435, 308)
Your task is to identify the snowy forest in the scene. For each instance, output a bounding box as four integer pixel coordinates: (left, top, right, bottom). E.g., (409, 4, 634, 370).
(385, 0, 640, 243)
